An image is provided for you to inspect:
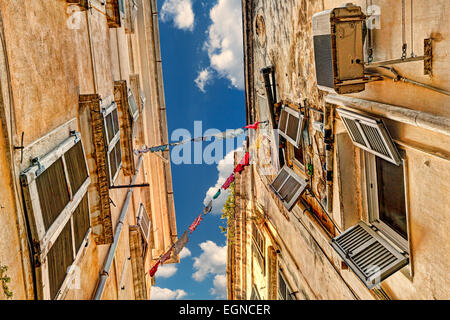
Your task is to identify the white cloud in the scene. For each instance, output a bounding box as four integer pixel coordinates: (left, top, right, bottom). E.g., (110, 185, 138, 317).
(156, 264, 178, 278)
(210, 274, 227, 299)
(192, 240, 227, 282)
(161, 0, 195, 31)
(150, 286, 187, 300)
(179, 247, 192, 259)
(203, 147, 243, 214)
(194, 68, 213, 93)
(197, 0, 244, 92)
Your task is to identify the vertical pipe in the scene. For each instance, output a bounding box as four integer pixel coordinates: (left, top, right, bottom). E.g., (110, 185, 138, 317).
(260, 66, 276, 129)
(93, 156, 144, 300)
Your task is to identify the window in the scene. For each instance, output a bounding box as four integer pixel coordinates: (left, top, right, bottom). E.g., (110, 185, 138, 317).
(103, 102, 122, 184)
(250, 285, 261, 300)
(331, 221, 409, 289)
(270, 166, 308, 211)
(252, 222, 265, 273)
(137, 204, 151, 243)
(336, 108, 401, 165)
(365, 151, 409, 250)
(278, 271, 294, 300)
(127, 88, 139, 122)
(20, 133, 91, 300)
(106, 0, 123, 28)
(278, 106, 304, 147)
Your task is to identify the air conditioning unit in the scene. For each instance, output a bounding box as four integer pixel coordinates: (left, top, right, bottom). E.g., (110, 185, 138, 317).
(312, 3, 366, 94)
(66, 0, 89, 10)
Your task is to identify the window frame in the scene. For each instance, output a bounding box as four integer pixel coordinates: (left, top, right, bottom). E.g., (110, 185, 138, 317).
(103, 102, 123, 184)
(252, 222, 265, 273)
(364, 151, 410, 253)
(269, 165, 308, 211)
(277, 106, 305, 148)
(278, 270, 294, 300)
(137, 203, 151, 243)
(127, 87, 140, 123)
(20, 132, 91, 300)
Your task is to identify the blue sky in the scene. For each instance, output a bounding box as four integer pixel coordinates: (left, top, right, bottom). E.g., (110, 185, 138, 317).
(151, 0, 245, 300)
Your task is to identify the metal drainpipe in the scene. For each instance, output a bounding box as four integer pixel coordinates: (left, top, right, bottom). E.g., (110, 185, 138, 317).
(261, 66, 276, 129)
(93, 155, 144, 300)
(324, 103, 334, 213)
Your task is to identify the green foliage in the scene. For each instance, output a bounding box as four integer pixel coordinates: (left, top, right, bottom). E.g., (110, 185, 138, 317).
(307, 163, 314, 176)
(0, 264, 13, 299)
(220, 182, 235, 242)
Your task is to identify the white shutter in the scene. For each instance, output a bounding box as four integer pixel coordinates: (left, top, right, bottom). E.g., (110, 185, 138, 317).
(336, 108, 401, 165)
(331, 221, 409, 289)
(20, 132, 91, 299)
(270, 166, 307, 211)
(127, 88, 139, 122)
(278, 106, 304, 147)
(137, 204, 151, 242)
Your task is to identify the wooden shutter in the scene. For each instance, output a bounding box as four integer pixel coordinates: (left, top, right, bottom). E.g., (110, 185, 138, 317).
(20, 133, 91, 299)
(137, 204, 151, 243)
(269, 166, 307, 211)
(278, 106, 304, 147)
(336, 108, 401, 165)
(129, 226, 148, 300)
(331, 221, 409, 289)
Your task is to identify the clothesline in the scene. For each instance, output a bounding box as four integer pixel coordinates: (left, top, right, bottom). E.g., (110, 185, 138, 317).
(148, 121, 264, 277)
(135, 121, 267, 155)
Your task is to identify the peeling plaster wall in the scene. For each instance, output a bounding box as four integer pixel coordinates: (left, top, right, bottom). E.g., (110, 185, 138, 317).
(0, 0, 177, 300)
(244, 0, 450, 299)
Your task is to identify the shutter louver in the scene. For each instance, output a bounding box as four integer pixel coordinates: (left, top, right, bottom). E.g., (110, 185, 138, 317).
(137, 204, 151, 242)
(36, 158, 70, 230)
(277, 106, 304, 147)
(331, 221, 409, 289)
(336, 108, 401, 165)
(270, 166, 307, 211)
(20, 133, 91, 299)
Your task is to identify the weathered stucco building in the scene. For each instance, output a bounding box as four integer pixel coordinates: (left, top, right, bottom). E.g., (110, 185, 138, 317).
(228, 0, 449, 300)
(0, 0, 177, 300)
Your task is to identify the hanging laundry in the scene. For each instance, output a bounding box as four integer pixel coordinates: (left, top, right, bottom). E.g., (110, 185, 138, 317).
(189, 214, 203, 234)
(243, 122, 260, 130)
(149, 261, 160, 277)
(150, 144, 169, 153)
(212, 128, 245, 141)
(234, 152, 250, 174)
(222, 173, 235, 190)
(160, 247, 173, 264)
(203, 200, 213, 215)
(174, 231, 189, 256)
(212, 189, 221, 199)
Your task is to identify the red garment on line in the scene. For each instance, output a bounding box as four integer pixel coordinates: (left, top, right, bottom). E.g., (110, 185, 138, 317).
(222, 173, 235, 190)
(149, 261, 160, 277)
(243, 122, 260, 130)
(234, 152, 250, 174)
(189, 214, 203, 234)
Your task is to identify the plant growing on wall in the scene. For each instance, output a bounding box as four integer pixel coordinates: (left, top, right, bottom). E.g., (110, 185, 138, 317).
(0, 264, 13, 299)
(220, 182, 235, 243)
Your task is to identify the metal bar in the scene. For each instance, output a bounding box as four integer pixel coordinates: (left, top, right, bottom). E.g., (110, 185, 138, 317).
(109, 183, 149, 189)
(93, 155, 144, 300)
(364, 55, 425, 68)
